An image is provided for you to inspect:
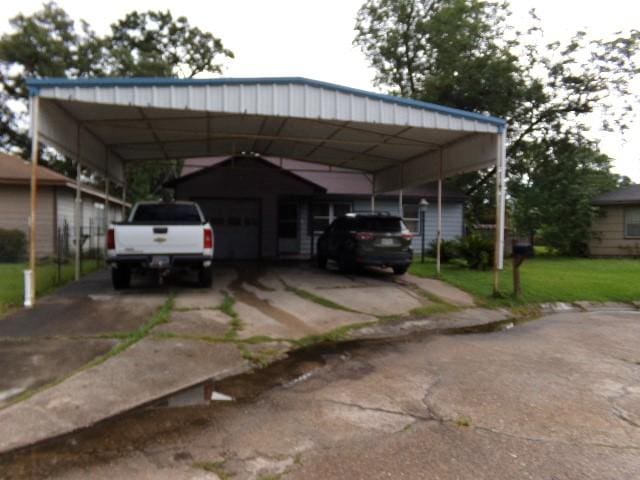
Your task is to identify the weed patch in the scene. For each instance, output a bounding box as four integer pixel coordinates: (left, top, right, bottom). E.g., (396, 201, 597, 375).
(192, 461, 234, 479)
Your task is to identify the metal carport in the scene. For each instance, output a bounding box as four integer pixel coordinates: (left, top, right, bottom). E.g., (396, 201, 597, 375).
(24, 77, 507, 305)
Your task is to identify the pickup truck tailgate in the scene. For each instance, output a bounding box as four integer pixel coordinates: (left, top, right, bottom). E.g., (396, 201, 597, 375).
(115, 225, 204, 255)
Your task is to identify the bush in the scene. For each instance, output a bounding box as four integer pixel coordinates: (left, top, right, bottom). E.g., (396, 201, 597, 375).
(0, 229, 27, 262)
(458, 233, 494, 270)
(426, 238, 460, 262)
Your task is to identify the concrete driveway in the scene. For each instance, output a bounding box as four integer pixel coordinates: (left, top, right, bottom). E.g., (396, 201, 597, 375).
(2, 309, 639, 479)
(0, 261, 477, 455)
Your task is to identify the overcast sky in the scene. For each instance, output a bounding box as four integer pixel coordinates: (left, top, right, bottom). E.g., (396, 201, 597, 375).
(1, 0, 638, 181)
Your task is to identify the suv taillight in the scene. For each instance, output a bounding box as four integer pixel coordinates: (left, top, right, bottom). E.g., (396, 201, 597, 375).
(401, 232, 413, 241)
(355, 232, 374, 241)
(107, 228, 115, 250)
(204, 228, 214, 249)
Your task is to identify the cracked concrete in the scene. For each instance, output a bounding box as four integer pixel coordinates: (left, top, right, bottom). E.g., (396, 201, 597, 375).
(3, 309, 639, 479)
(0, 261, 480, 459)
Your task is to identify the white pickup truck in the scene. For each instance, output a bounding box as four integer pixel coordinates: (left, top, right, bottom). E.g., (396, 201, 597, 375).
(106, 201, 214, 289)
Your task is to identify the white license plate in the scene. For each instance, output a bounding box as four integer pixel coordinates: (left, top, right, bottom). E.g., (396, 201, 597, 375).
(380, 238, 395, 246)
(150, 255, 171, 268)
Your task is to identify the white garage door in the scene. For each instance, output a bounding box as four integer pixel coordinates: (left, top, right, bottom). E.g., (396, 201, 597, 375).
(197, 199, 260, 259)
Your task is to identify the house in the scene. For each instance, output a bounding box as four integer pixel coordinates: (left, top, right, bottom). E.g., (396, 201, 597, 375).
(0, 152, 128, 258)
(168, 155, 465, 260)
(590, 184, 640, 257)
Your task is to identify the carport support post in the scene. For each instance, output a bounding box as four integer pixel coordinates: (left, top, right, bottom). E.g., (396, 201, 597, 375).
(436, 151, 443, 275)
(370, 181, 376, 212)
(74, 126, 82, 281)
(493, 128, 508, 295)
(74, 161, 82, 281)
(26, 95, 40, 308)
(104, 150, 110, 242)
(121, 181, 127, 220)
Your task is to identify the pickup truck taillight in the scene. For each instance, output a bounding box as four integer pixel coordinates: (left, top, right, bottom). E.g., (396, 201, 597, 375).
(107, 228, 115, 250)
(204, 228, 214, 249)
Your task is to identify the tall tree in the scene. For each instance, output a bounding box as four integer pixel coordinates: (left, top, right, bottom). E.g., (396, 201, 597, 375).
(0, 2, 102, 156)
(0, 2, 234, 200)
(355, 0, 639, 253)
(105, 10, 233, 78)
(510, 137, 630, 254)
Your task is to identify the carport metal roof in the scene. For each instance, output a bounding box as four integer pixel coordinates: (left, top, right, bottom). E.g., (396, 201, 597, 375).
(26, 77, 506, 193)
(23, 76, 508, 303)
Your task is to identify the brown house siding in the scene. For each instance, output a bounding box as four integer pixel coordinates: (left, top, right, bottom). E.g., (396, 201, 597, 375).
(590, 205, 640, 256)
(0, 184, 55, 257)
(174, 158, 320, 258)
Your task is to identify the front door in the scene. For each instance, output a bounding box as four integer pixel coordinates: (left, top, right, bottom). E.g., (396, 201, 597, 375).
(278, 202, 299, 254)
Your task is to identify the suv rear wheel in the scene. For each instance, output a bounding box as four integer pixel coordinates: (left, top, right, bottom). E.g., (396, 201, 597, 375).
(317, 254, 327, 269)
(338, 251, 356, 273)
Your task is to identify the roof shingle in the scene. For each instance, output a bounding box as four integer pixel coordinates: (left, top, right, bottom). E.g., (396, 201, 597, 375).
(592, 184, 640, 205)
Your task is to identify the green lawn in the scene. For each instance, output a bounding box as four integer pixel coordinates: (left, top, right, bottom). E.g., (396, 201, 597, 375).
(0, 261, 103, 315)
(410, 256, 640, 306)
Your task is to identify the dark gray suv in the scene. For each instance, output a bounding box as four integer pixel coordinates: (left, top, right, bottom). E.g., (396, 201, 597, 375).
(316, 213, 413, 274)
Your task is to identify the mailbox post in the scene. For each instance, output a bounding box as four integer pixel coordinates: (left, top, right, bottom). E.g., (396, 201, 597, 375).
(512, 241, 533, 297)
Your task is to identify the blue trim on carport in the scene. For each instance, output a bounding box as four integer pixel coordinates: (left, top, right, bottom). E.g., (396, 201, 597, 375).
(26, 76, 507, 129)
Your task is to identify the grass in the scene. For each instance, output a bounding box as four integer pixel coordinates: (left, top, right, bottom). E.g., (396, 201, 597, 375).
(0, 260, 103, 315)
(410, 256, 640, 306)
(286, 286, 357, 312)
(239, 344, 284, 368)
(219, 293, 244, 340)
(192, 461, 234, 479)
(293, 320, 376, 349)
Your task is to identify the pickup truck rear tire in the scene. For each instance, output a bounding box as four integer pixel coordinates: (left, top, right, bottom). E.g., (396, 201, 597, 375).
(392, 265, 409, 275)
(198, 266, 213, 288)
(111, 266, 131, 290)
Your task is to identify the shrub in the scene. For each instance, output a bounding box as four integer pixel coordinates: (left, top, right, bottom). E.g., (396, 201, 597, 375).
(458, 233, 494, 270)
(0, 229, 27, 262)
(426, 238, 460, 262)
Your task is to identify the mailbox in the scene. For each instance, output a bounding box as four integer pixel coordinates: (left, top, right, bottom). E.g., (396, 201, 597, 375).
(512, 243, 534, 258)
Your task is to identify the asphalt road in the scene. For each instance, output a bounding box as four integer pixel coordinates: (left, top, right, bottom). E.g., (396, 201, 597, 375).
(2, 308, 639, 480)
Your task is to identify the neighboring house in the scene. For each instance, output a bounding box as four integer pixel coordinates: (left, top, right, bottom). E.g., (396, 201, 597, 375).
(0, 152, 129, 258)
(169, 155, 465, 260)
(590, 184, 640, 257)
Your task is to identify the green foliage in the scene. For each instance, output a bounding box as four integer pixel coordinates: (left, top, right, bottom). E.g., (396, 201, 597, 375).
(355, 0, 640, 231)
(426, 238, 460, 263)
(457, 233, 494, 270)
(106, 10, 233, 78)
(0, 228, 26, 262)
(0, 260, 102, 315)
(0, 2, 233, 201)
(510, 138, 628, 256)
(410, 257, 640, 306)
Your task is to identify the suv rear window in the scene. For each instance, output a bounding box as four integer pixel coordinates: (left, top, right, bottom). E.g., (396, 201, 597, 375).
(132, 204, 202, 224)
(355, 217, 406, 232)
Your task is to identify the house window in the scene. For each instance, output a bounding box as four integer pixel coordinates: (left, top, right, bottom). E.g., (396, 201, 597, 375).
(311, 202, 352, 232)
(625, 208, 640, 238)
(402, 204, 420, 234)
